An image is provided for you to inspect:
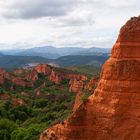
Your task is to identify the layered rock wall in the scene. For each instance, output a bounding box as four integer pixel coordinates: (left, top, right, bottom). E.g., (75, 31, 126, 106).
(40, 16, 140, 140)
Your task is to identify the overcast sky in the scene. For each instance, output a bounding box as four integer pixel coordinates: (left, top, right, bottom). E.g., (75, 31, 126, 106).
(0, 0, 139, 50)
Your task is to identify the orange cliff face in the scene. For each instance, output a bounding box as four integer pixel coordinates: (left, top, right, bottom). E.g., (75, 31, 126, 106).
(49, 70, 62, 84)
(69, 77, 98, 93)
(27, 69, 38, 81)
(35, 64, 52, 76)
(69, 79, 85, 93)
(33, 64, 87, 84)
(72, 77, 98, 111)
(0, 68, 33, 88)
(40, 16, 140, 140)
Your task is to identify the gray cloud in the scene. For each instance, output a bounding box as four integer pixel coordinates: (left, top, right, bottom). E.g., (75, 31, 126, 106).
(49, 15, 95, 27)
(0, 0, 139, 49)
(2, 0, 78, 19)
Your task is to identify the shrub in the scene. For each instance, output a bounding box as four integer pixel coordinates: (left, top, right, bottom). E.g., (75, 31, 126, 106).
(0, 119, 17, 140)
(40, 112, 56, 122)
(11, 129, 25, 140)
(0, 107, 7, 118)
(81, 91, 91, 102)
(34, 99, 48, 108)
(0, 88, 6, 94)
(4, 101, 12, 111)
(8, 105, 32, 122)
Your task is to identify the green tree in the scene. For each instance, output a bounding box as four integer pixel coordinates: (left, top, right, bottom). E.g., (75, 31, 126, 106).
(0, 119, 17, 140)
(11, 128, 25, 140)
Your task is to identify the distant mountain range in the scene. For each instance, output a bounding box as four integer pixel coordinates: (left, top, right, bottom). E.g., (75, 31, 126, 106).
(0, 54, 51, 69)
(0, 54, 108, 69)
(1, 46, 111, 59)
(0, 46, 110, 69)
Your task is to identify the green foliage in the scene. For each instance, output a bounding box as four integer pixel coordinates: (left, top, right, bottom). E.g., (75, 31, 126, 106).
(0, 70, 77, 139)
(4, 101, 12, 111)
(34, 99, 48, 108)
(11, 126, 41, 140)
(8, 105, 32, 122)
(0, 107, 7, 117)
(0, 88, 6, 94)
(0, 119, 17, 140)
(60, 79, 69, 85)
(37, 73, 46, 80)
(40, 112, 56, 123)
(11, 129, 25, 140)
(34, 79, 44, 88)
(81, 91, 91, 102)
(45, 79, 54, 86)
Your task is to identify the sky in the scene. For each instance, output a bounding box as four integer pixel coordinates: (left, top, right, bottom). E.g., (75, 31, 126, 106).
(0, 0, 139, 50)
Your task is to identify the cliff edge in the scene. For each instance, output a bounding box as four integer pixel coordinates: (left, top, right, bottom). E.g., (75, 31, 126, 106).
(40, 16, 140, 140)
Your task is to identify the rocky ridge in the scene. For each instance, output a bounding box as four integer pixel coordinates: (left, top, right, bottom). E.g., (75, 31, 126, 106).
(40, 16, 140, 140)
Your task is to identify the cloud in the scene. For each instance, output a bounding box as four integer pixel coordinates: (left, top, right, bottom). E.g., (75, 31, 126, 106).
(0, 0, 139, 50)
(2, 0, 78, 19)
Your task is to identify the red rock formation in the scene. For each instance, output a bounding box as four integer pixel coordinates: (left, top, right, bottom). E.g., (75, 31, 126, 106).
(12, 98, 24, 107)
(69, 77, 97, 93)
(85, 77, 98, 91)
(0, 68, 33, 88)
(0, 94, 10, 100)
(0, 68, 7, 84)
(0, 68, 7, 74)
(73, 92, 83, 111)
(34, 64, 87, 84)
(27, 69, 38, 81)
(69, 79, 84, 93)
(0, 76, 5, 84)
(11, 77, 33, 87)
(14, 69, 26, 75)
(72, 77, 98, 111)
(35, 64, 52, 76)
(49, 70, 62, 84)
(64, 74, 87, 81)
(40, 16, 140, 140)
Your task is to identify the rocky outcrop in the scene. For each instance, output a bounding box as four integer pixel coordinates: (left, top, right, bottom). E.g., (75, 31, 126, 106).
(0, 63, 88, 90)
(33, 64, 87, 84)
(72, 77, 98, 111)
(12, 98, 24, 107)
(11, 77, 33, 87)
(69, 79, 85, 93)
(0, 68, 33, 88)
(49, 70, 62, 84)
(0, 68, 8, 84)
(40, 16, 140, 140)
(35, 64, 52, 76)
(27, 69, 38, 81)
(64, 74, 87, 81)
(73, 92, 84, 111)
(85, 77, 98, 91)
(69, 77, 97, 93)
